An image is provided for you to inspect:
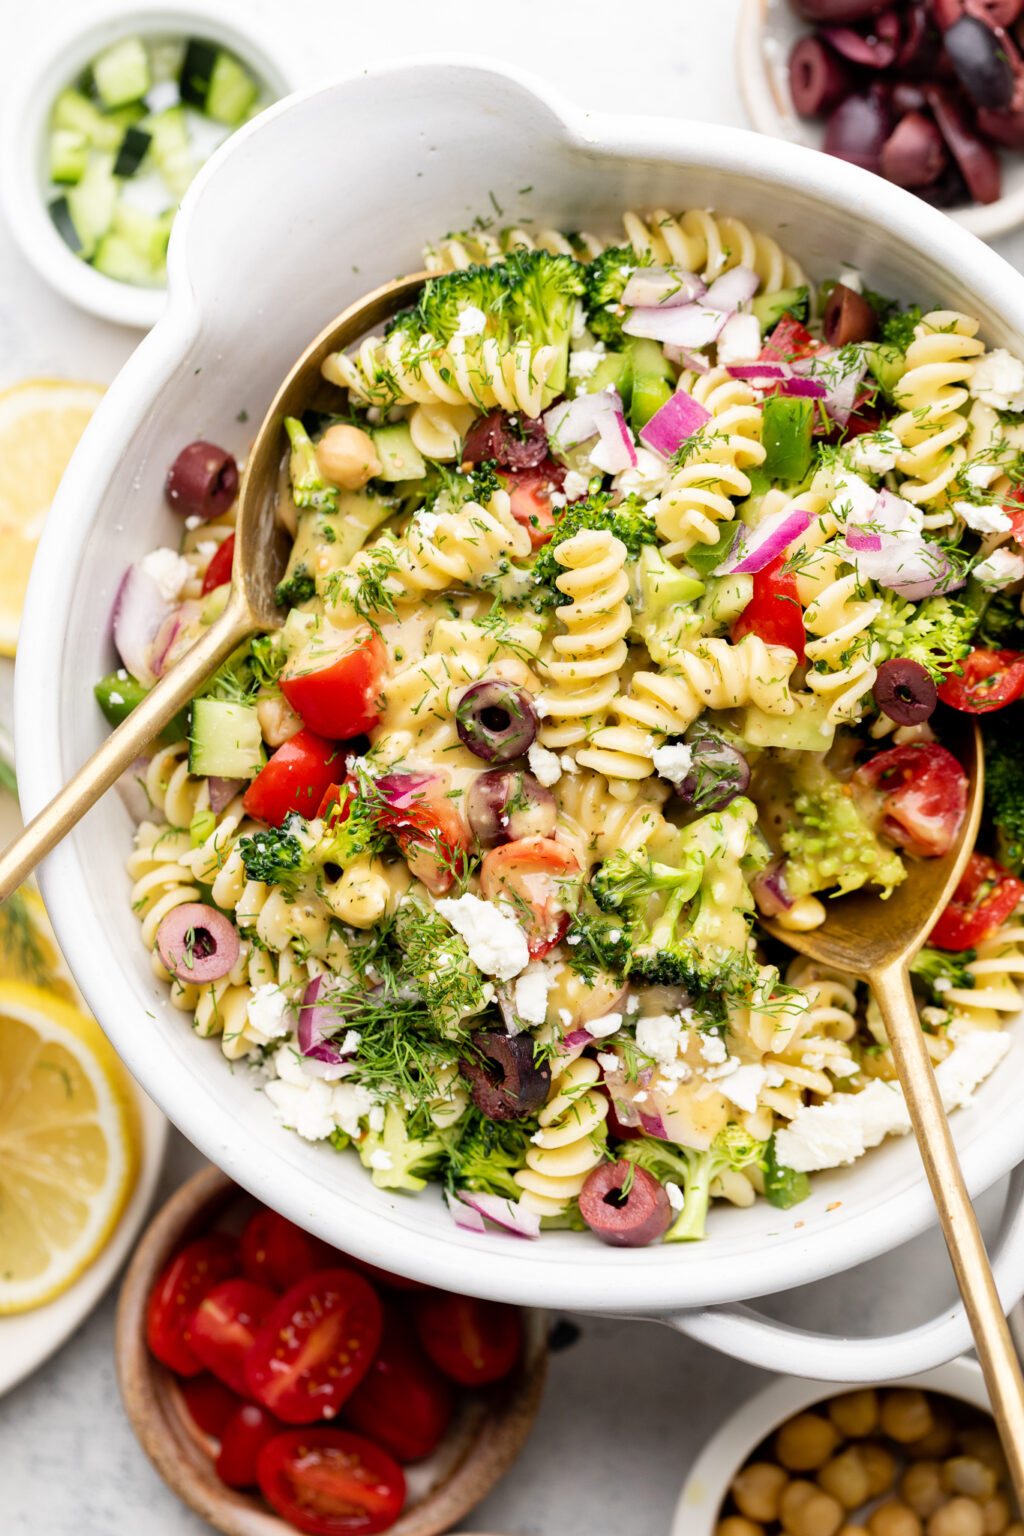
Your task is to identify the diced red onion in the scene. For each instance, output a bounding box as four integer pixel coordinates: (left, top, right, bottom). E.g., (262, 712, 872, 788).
(297, 975, 353, 1066)
(112, 563, 175, 689)
(115, 756, 152, 823)
(722, 505, 811, 575)
(563, 1027, 594, 1049)
(852, 539, 966, 600)
(596, 403, 637, 472)
(752, 857, 795, 917)
(728, 362, 793, 382)
(208, 777, 246, 814)
(623, 304, 728, 349)
(666, 346, 712, 373)
(621, 265, 706, 309)
(639, 1110, 669, 1140)
(150, 600, 203, 678)
(456, 1192, 542, 1239)
(845, 526, 883, 552)
(703, 265, 760, 313)
(446, 1191, 487, 1233)
(793, 348, 867, 425)
(780, 376, 828, 399)
(639, 389, 711, 459)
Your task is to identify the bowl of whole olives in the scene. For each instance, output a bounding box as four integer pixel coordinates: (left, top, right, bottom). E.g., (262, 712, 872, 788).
(737, 0, 1024, 240)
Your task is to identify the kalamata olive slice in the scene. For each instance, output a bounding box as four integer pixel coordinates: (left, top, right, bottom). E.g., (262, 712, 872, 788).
(165, 442, 239, 522)
(793, 0, 888, 20)
(677, 735, 750, 812)
(824, 283, 879, 346)
(892, 81, 929, 114)
(977, 103, 1024, 144)
(463, 1031, 551, 1121)
(156, 902, 240, 982)
(578, 1161, 673, 1248)
(462, 410, 548, 471)
(967, 0, 1023, 27)
(944, 15, 1016, 105)
(455, 680, 538, 763)
(789, 37, 854, 116)
(466, 769, 556, 848)
(824, 88, 892, 171)
(880, 111, 950, 186)
(872, 657, 938, 725)
(924, 84, 1002, 201)
(821, 13, 901, 68)
(932, 0, 966, 25)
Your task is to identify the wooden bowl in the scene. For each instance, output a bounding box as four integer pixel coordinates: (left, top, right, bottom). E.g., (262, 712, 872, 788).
(116, 1165, 547, 1536)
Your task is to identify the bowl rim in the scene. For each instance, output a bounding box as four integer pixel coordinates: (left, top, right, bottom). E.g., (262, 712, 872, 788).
(672, 1356, 989, 1536)
(0, 0, 295, 329)
(734, 0, 1024, 243)
(18, 55, 1024, 1320)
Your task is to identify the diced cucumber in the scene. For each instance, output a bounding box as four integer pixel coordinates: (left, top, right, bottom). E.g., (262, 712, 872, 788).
(188, 698, 264, 779)
(371, 422, 426, 482)
(49, 196, 83, 253)
(863, 341, 906, 401)
(113, 125, 152, 177)
(335, 489, 396, 564)
(50, 129, 88, 185)
(52, 88, 122, 150)
(699, 572, 753, 629)
(582, 350, 632, 403)
(630, 373, 672, 433)
(143, 106, 193, 198)
(206, 52, 258, 126)
(178, 38, 219, 108)
(752, 286, 809, 333)
(66, 153, 117, 258)
(743, 695, 835, 754)
(92, 37, 151, 109)
(626, 336, 674, 383)
(92, 233, 161, 286)
(111, 201, 173, 267)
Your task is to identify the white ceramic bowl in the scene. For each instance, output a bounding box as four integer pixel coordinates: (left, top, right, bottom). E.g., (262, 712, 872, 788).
(0, 3, 293, 329)
(736, 0, 1024, 242)
(675, 1357, 993, 1535)
(16, 59, 1024, 1380)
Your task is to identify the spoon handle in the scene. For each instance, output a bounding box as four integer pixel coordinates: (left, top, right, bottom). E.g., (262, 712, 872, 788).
(0, 596, 254, 904)
(873, 959, 1024, 1502)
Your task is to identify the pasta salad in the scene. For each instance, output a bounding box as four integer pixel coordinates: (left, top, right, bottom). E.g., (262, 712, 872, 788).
(102, 207, 1024, 1247)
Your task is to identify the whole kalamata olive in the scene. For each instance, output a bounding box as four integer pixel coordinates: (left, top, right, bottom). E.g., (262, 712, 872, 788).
(578, 1161, 673, 1248)
(924, 83, 1002, 201)
(165, 441, 239, 521)
(821, 13, 901, 68)
(824, 283, 879, 346)
(789, 37, 853, 117)
(792, 0, 889, 20)
(676, 734, 750, 812)
(944, 15, 1016, 105)
(977, 103, 1024, 145)
(462, 409, 548, 471)
(455, 680, 538, 763)
(463, 1031, 551, 1120)
(966, 0, 1024, 27)
(824, 88, 892, 172)
(466, 769, 557, 848)
(872, 657, 938, 725)
(880, 111, 949, 186)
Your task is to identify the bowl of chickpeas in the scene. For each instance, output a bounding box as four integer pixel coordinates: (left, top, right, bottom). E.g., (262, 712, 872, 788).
(675, 1360, 1019, 1536)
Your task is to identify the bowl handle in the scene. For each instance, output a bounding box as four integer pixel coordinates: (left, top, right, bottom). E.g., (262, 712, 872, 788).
(661, 1164, 1024, 1381)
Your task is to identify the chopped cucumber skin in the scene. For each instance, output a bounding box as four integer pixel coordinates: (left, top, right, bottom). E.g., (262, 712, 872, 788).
(189, 698, 264, 779)
(52, 89, 122, 150)
(49, 196, 82, 253)
(50, 129, 89, 185)
(372, 423, 427, 482)
(92, 37, 151, 108)
(752, 286, 809, 332)
(206, 52, 258, 126)
(66, 154, 117, 258)
(113, 125, 152, 177)
(584, 351, 632, 403)
(179, 38, 218, 107)
(630, 373, 672, 433)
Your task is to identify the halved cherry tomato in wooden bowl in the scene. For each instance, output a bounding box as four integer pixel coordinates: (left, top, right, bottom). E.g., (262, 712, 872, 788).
(242, 729, 349, 827)
(257, 1427, 406, 1536)
(938, 648, 1024, 713)
(180, 1373, 242, 1438)
(216, 1402, 286, 1488)
(240, 1208, 338, 1293)
(414, 1291, 522, 1387)
(342, 1308, 453, 1462)
(281, 628, 386, 740)
(854, 741, 967, 858)
(200, 533, 235, 595)
(480, 835, 580, 957)
(730, 551, 806, 662)
(187, 1277, 278, 1396)
(930, 852, 1024, 951)
(145, 1233, 240, 1377)
(244, 1269, 382, 1425)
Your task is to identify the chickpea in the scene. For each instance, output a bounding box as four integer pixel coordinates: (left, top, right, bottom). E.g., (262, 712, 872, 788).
(957, 1430, 1008, 1482)
(927, 1499, 986, 1536)
(868, 1501, 923, 1536)
(314, 424, 382, 491)
(256, 693, 303, 747)
(716, 1521, 764, 1536)
(980, 1494, 1011, 1535)
(732, 1463, 788, 1523)
(944, 1458, 998, 1502)
(859, 1443, 899, 1499)
(819, 1449, 872, 1510)
(901, 1461, 946, 1519)
(777, 1414, 841, 1472)
(779, 1478, 845, 1536)
(909, 1417, 956, 1461)
(882, 1391, 935, 1445)
(830, 1391, 880, 1439)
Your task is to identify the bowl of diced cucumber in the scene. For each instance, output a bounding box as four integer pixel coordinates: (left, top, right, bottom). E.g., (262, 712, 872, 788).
(2, 9, 292, 327)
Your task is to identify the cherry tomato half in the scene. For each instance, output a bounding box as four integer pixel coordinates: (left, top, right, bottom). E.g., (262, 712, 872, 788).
(760, 314, 819, 363)
(480, 835, 581, 957)
(242, 729, 350, 827)
(375, 771, 471, 896)
(503, 459, 566, 549)
(342, 1310, 453, 1462)
(216, 1403, 285, 1489)
(281, 629, 386, 740)
(187, 1278, 279, 1395)
(930, 852, 1024, 951)
(244, 1269, 383, 1425)
(179, 1373, 243, 1438)
(730, 552, 806, 663)
(854, 741, 968, 859)
(241, 1208, 339, 1293)
(414, 1291, 522, 1387)
(146, 1233, 240, 1377)
(257, 1427, 406, 1536)
(937, 648, 1024, 714)
(199, 533, 235, 596)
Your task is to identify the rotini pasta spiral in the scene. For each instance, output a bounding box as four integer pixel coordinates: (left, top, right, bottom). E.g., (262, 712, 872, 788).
(127, 821, 199, 949)
(622, 208, 806, 289)
(407, 401, 477, 461)
(423, 224, 603, 271)
(944, 917, 1024, 1029)
(514, 1055, 609, 1215)
(891, 311, 984, 510)
(554, 769, 672, 869)
(142, 742, 209, 828)
(654, 368, 766, 556)
(539, 529, 631, 751)
(324, 331, 559, 419)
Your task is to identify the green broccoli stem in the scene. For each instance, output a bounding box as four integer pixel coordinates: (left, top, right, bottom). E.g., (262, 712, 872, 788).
(665, 1151, 717, 1242)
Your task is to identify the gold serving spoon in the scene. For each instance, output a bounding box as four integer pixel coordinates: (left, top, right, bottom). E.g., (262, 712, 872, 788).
(763, 713, 1024, 1505)
(0, 270, 428, 906)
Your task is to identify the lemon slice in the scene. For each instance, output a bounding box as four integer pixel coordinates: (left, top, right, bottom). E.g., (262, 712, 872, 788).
(0, 379, 104, 656)
(0, 888, 85, 1007)
(0, 981, 137, 1313)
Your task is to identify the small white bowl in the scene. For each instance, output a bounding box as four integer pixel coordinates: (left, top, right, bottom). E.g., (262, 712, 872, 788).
(674, 1357, 993, 1535)
(0, 4, 293, 329)
(736, 0, 1024, 242)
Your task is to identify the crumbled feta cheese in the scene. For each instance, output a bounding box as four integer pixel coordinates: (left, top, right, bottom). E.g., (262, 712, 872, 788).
(633, 1089, 649, 1103)
(562, 469, 590, 501)
(434, 893, 529, 980)
(838, 266, 863, 293)
(651, 742, 694, 784)
(568, 342, 607, 382)
(246, 984, 292, 1044)
(665, 1180, 684, 1211)
(108, 691, 123, 706)
(116, 668, 127, 680)
(340, 1029, 361, 1055)
(272, 1043, 309, 1088)
(513, 962, 555, 1026)
(613, 445, 670, 501)
(716, 312, 762, 367)
(367, 1102, 386, 1134)
(966, 461, 1000, 490)
(141, 547, 192, 602)
(596, 1052, 620, 1074)
(636, 1013, 682, 1066)
(527, 742, 562, 786)
(559, 753, 578, 774)
(717, 1063, 769, 1114)
(264, 1078, 338, 1141)
(549, 492, 567, 509)
(570, 300, 588, 340)
(454, 305, 486, 338)
(588, 1012, 623, 1040)
(848, 429, 901, 476)
(416, 510, 441, 539)
(530, 1129, 545, 1145)
(368, 1148, 393, 1170)
(626, 994, 640, 1014)
(700, 1031, 728, 1065)
(184, 514, 202, 531)
(558, 1007, 573, 1028)
(702, 1057, 740, 1082)
(974, 548, 1024, 588)
(831, 469, 880, 523)
(970, 348, 1024, 412)
(659, 1059, 693, 1086)
(953, 500, 1011, 535)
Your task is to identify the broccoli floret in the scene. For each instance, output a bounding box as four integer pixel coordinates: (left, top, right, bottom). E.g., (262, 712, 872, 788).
(358, 1103, 445, 1192)
(622, 1124, 766, 1241)
(871, 592, 978, 684)
(880, 303, 923, 353)
(562, 904, 634, 982)
(274, 566, 316, 609)
(440, 1109, 538, 1201)
(390, 262, 509, 347)
(982, 705, 1024, 874)
(583, 243, 652, 347)
(781, 767, 906, 902)
(501, 247, 587, 395)
(531, 492, 658, 608)
(911, 945, 977, 1001)
(590, 847, 704, 920)
(250, 633, 287, 687)
(284, 416, 339, 514)
(237, 811, 313, 885)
